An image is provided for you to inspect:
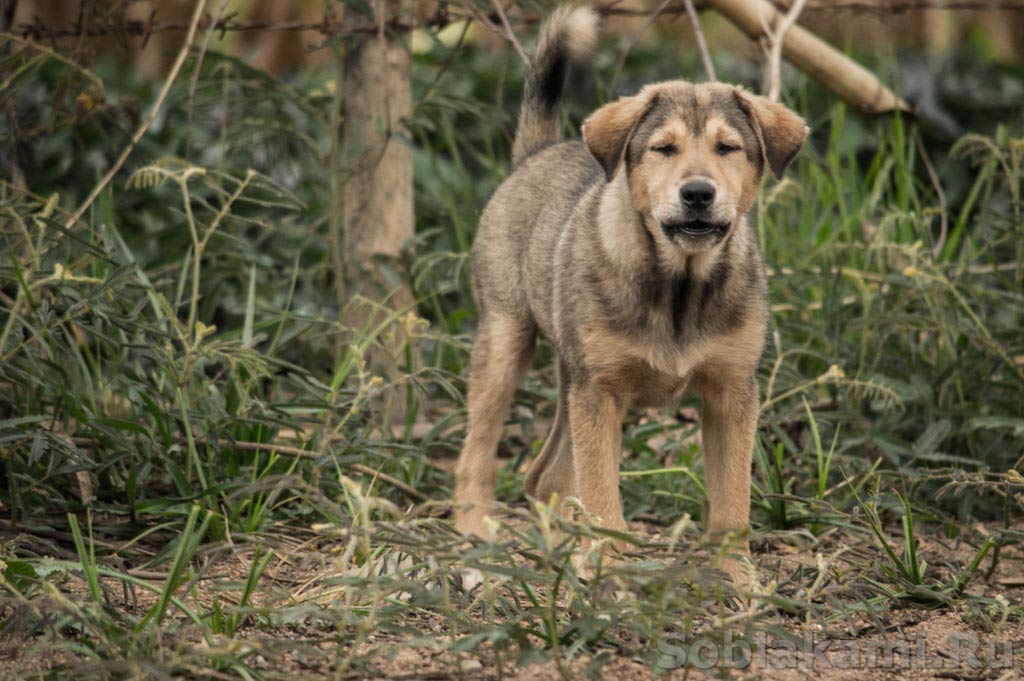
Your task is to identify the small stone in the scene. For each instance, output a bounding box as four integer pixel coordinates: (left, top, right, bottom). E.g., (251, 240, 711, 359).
(460, 658, 483, 672)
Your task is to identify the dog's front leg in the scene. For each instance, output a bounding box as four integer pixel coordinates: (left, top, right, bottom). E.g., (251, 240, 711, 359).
(700, 374, 759, 581)
(568, 382, 628, 535)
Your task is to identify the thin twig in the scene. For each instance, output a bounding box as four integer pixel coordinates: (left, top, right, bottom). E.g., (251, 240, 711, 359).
(1, 0, 25, 190)
(415, 19, 471, 107)
(488, 0, 527, 63)
(766, 0, 808, 101)
(764, 262, 1024, 277)
(186, 0, 228, 159)
(610, 0, 675, 93)
(60, 0, 209, 232)
(349, 463, 428, 502)
(683, 0, 716, 81)
(916, 133, 950, 257)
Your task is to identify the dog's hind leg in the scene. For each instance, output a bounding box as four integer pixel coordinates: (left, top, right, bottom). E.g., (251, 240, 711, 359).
(454, 313, 536, 538)
(524, 361, 576, 506)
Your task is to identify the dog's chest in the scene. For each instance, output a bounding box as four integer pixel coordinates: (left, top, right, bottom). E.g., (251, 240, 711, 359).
(594, 259, 749, 345)
(582, 321, 711, 407)
(631, 347, 703, 407)
(577, 244, 764, 405)
(588, 274, 759, 406)
(644, 264, 748, 338)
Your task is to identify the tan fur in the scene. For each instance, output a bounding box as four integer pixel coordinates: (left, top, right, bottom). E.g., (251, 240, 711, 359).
(453, 314, 535, 537)
(581, 95, 650, 179)
(453, 10, 808, 582)
(734, 90, 809, 179)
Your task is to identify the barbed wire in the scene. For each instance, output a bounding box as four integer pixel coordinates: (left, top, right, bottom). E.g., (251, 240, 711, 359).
(7, 0, 1024, 43)
(777, 0, 1024, 8)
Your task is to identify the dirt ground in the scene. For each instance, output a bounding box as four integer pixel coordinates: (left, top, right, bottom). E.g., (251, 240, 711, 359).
(3, 514, 1022, 680)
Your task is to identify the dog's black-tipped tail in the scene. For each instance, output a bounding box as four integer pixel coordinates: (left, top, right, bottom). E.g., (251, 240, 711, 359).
(511, 5, 600, 165)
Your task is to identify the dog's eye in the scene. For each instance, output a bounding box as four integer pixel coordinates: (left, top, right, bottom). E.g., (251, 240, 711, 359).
(716, 142, 741, 156)
(650, 144, 677, 156)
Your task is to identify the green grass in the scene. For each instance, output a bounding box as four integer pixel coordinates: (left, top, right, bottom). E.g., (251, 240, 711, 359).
(1, 23, 1023, 680)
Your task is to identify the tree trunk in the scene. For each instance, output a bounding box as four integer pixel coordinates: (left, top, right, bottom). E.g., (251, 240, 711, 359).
(341, 0, 414, 310)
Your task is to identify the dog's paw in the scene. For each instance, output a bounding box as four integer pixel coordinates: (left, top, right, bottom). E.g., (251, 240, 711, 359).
(572, 534, 630, 582)
(452, 507, 493, 540)
(721, 554, 759, 591)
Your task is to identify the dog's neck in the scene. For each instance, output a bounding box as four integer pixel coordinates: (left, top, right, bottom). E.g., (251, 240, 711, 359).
(596, 170, 740, 284)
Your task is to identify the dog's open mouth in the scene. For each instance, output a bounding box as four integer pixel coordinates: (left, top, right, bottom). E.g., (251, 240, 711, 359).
(661, 220, 729, 237)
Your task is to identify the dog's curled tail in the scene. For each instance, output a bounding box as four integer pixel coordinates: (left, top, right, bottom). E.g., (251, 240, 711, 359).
(511, 5, 600, 165)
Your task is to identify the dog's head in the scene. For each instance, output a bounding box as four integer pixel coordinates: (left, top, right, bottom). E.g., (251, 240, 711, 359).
(582, 81, 807, 254)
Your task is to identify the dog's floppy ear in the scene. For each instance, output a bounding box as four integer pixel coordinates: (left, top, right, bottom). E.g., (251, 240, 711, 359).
(733, 90, 808, 179)
(582, 94, 651, 181)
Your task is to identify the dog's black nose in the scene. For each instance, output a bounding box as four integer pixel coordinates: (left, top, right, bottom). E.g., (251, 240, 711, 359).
(680, 180, 716, 209)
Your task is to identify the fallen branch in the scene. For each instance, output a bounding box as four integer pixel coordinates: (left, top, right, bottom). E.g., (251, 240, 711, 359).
(764, 262, 1024, 277)
(707, 0, 909, 113)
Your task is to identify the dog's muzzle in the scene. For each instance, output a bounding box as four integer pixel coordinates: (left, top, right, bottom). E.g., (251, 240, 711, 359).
(660, 219, 729, 240)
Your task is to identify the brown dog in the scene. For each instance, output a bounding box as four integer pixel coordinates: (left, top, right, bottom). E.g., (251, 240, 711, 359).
(453, 6, 807, 573)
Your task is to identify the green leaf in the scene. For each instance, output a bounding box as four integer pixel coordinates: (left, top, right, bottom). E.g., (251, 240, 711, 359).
(912, 420, 951, 456)
(965, 416, 1024, 437)
(2, 559, 37, 592)
(242, 263, 256, 348)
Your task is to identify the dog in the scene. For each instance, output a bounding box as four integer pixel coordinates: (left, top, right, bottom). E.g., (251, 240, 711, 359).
(452, 5, 807, 577)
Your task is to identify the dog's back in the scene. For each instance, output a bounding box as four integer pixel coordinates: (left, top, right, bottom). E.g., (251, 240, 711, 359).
(472, 6, 602, 333)
(472, 141, 598, 332)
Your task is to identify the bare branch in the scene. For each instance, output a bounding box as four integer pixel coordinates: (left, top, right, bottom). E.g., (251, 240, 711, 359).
(610, 0, 675, 93)
(683, 0, 717, 81)
(916, 132, 950, 257)
(185, 0, 229, 159)
(489, 0, 527, 64)
(767, 0, 807, 101)
(708, 0, 909, 113)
